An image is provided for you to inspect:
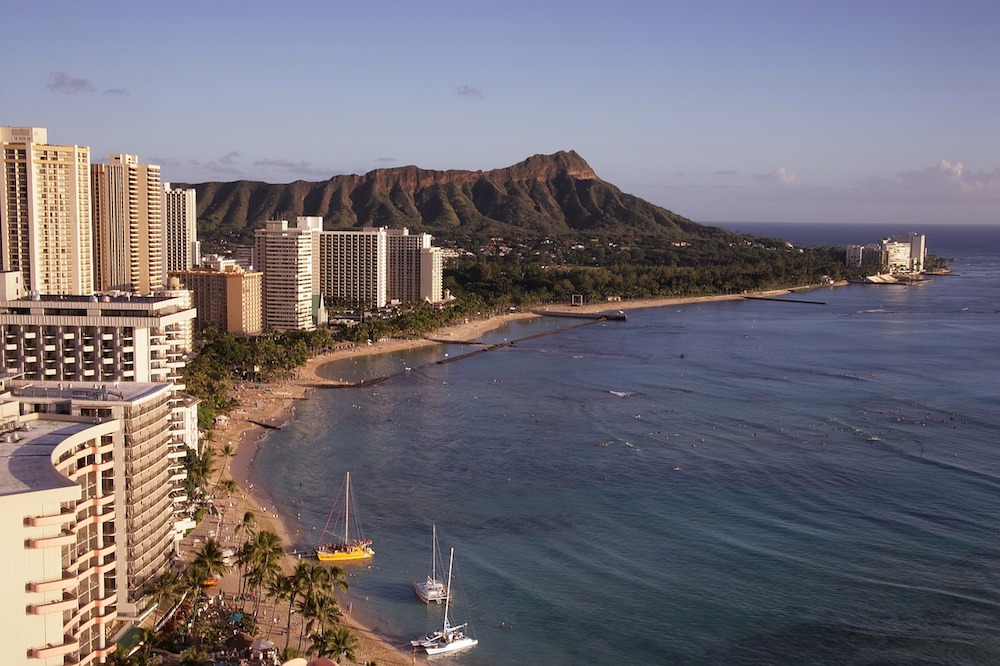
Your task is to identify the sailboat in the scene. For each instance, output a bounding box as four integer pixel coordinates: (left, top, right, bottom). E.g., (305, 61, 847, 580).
(411, 548, 478, 655)
(314, 472, 374, 563)
(413, 524, 449, 604)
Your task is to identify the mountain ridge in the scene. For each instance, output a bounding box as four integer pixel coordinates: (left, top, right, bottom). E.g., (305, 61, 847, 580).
(183, 150, 722, 244)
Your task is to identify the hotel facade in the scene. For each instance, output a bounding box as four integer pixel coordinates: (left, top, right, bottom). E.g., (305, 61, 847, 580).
(1, 376, 176, 663)
(1, 126, 94, 296)
(91, 154, 164, 295)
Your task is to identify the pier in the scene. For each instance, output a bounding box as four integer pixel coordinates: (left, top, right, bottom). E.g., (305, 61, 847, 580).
(743, 296, 826, 305)
(532, 309, 628, 321)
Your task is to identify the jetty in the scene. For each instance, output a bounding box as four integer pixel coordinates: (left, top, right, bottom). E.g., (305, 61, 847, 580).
(743, 296, 826, 305)
(531, 309, 627, 321)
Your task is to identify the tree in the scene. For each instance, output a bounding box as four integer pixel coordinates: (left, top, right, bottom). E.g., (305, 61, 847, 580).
(310, 626, 358, 662)
(149, 569, 182, 625)
(239, 530, 285, 619)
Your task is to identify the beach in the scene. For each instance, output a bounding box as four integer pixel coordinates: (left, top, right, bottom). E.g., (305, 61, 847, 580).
(190, 287, 831, 661)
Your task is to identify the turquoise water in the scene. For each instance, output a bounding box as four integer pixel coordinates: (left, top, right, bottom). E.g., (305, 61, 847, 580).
(253, 224, 1000, 664)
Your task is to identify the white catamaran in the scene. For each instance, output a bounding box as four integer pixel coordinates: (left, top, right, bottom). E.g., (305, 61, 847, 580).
(411, 547, 478, 655)
(413, 524, 449, 604)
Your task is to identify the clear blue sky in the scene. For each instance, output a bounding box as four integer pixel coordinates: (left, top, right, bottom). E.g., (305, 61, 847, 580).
(3, 1, 998, 224)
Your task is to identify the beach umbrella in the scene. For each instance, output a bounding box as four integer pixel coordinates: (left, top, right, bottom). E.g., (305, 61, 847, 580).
(250, 638, 276, 651)
(281, 660, 308, 666)
(228, 612, 243, 622)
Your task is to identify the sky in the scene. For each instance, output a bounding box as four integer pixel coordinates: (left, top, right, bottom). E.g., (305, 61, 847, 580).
(3, 0, 999, 225)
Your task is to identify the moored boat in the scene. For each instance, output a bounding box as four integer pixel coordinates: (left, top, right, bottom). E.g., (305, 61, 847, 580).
(413, 524, 449, 604)
(411, 547, 478, 655)
(314, 472, 374, 563)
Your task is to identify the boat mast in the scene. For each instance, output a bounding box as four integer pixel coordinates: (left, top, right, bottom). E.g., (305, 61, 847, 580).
(344, 472, 351, 545)
(431, 524, 437, 582)
(443, 547, 454, 630)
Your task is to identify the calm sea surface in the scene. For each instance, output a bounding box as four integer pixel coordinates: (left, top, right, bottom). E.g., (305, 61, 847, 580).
(253, 223, 1000, 664)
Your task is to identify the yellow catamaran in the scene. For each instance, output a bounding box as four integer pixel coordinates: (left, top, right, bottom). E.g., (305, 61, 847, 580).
(315, 472, 374, 563)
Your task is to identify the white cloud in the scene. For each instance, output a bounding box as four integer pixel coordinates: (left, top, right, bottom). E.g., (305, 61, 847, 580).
(755, 167, 800, 187)
(852, 160, 1000, 202)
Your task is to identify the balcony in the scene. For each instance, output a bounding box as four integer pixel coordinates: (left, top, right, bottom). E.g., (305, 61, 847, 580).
(25, 506, 74, 527)
(27, 590, 78, 615)
(28, 634, 80, 659)
(26, 570, 79, 593)
(25, 528, 76, 549)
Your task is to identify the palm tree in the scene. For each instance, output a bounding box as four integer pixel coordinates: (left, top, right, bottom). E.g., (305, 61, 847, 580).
(239, 530, 285, 619)
(149, 569, 182, 626)
(179, 648, 212, 665)
(265, 573, 294, 643)
(310, 626, 358, 662)
(235, 510, 257, 543)
(213, 442, 234, 489)
(294, 564, 349, 651)
(192, 537, 229, 582)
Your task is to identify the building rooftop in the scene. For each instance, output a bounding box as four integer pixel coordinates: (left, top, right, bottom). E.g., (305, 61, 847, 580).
(10, 380, 171, 404)
(0, 416, 94, 497)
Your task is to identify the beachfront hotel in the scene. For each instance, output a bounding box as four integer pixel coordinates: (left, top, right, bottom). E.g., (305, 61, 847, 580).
(383, 227, 445, 305)
(0, 272, 199, 540)
(0, 375, 176, 663)
(253, 219, 317, 331)
(1, 126, 94, 296)
(162, 183, 200, 272)
(318, 226, 389, 309)
(169, 257, 263, 334)
(91, 154, 164, 295)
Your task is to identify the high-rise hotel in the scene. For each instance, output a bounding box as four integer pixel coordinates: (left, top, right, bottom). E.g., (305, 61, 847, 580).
(91, 154, 164, 295)
(0, 127, 93, 295)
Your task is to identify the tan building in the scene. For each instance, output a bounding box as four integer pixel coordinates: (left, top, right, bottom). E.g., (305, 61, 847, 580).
(254, 220, 315, 331)
(1, 126, 94, 295)
(163, 183, 199, 272)
(91, 154, 164, 295)
(170, 262, 263, 334)
(1, 376, 176, 663)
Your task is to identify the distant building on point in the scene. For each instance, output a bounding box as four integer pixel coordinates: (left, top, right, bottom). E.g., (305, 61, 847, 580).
(846, 232, 926, 274)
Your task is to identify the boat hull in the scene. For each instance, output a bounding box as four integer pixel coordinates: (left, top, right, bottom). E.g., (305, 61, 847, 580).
(424, 637, 479, 655)
(315, 545, 374, 562)
(413, 579, 448, 604)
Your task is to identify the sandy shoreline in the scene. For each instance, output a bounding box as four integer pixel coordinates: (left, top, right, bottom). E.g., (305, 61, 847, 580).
(200, 285, 841, 661)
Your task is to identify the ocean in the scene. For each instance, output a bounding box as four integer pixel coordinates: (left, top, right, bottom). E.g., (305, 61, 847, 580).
(252, 223, 1000, 665)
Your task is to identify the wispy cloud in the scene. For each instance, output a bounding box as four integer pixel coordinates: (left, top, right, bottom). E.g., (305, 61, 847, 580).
(374, 157, 397, 166)
(456, 84, 485, 99)
(852, 160, 1000, 201)
(46, 71, 129, 95)
(253, 158, 331, 177)
(218, 151, 242, 165)
(715, 169, 739, 177)
(47, 71, 94, 94)
(187, 157, 243, 176)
